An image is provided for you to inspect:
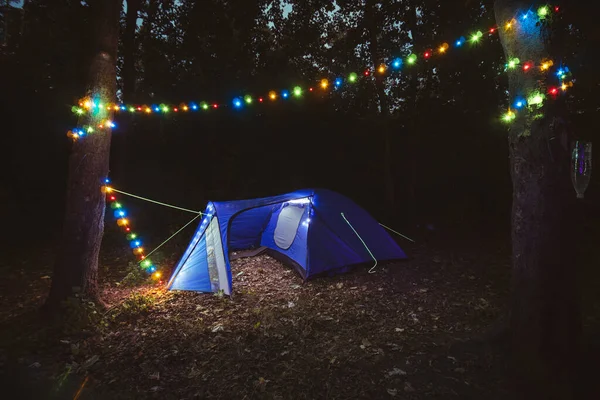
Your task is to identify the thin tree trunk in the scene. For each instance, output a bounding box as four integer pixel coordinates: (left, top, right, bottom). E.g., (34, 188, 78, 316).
(123, 0, 140, 103)
(494, 1, 580, 398)
(45, 0, 120, 311)
(402, 3, 421, 226)
(364, 0, 394, 219)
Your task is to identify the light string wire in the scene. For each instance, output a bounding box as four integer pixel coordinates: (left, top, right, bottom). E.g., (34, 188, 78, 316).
(341, 212, 378, 274)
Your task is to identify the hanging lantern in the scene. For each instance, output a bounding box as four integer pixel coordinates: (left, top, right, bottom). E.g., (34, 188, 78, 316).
(571, 141, 592, 199)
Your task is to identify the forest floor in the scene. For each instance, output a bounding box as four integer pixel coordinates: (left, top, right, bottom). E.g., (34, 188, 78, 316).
(1, 233, 599, 399)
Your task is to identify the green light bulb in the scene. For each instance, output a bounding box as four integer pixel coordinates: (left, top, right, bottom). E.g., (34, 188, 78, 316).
(407, 54, 417, 64)
(293, 86, 302, 96)
(538, 6, 548, 18)
(507, 57, 520, 69)
(527, 92, 545, 107)
(244, 95, 252, 104)
(348, 72, 358, 82)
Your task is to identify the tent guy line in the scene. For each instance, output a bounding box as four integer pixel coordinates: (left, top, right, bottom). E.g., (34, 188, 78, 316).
(341, 212, 378, 274)
(139, 212, 203, 265)
(379, 223, 415, 243)
(106, 187, 204, 215)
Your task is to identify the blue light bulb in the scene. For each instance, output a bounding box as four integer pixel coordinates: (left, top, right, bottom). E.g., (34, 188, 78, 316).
(335, 78, 342, 87)
(513, 97, 526, 108)
(282, 90, 289, 98)
(233, 98, 242, 108)
(392, 58, 402, 68)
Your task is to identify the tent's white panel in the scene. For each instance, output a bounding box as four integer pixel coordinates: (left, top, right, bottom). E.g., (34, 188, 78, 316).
(205, 216, 230, 295)
(274, 203, 306, 250)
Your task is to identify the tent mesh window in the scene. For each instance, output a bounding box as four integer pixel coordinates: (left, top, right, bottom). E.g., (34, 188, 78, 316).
(273, 202, 306, 250)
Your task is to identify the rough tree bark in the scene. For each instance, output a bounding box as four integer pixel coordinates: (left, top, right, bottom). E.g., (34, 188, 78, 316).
(364, 0, 395, 219)
(45, 0, 120, 311)
(494, 1, 580, 398)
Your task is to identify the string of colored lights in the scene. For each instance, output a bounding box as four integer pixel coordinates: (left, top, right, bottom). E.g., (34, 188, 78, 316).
(102, 182, 163, 282)
(501, 6, 574, 123)
(67, 4, 566, 141)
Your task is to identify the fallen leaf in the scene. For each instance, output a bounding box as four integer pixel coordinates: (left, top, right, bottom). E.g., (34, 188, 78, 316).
(387, 368, 407, 377)
(404, 382, 415, 392)
(80, 355, 99, 371)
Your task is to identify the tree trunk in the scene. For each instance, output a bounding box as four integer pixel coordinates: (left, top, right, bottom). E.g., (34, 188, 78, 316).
(494, 1, 580, 398)
(364, 0, 394, 219)
(45, 0, 120, 311)
(402, 3, 422, 227)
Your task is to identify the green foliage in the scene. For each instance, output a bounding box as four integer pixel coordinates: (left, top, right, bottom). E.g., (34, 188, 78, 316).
(120, 261, 152, 287)
(119, 292, 155, 317)
(58, 296, 102, 335)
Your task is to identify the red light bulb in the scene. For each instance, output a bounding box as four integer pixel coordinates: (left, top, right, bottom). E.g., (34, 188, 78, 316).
(523, 63, 532, 71)
(137, 106, 142, 111)
(109, 196, 116, 201)
(364, 70, 370, 76)
(213, 104, 218, 109)
(174, 108, 178, 112)
(309, 87, 314, 92)
(554, 6, 559, 12)
(549, 87, 558, 95)
(424, 51, 431, 58)
(259, 98, 264, 102)
(490, 27, 495, 33)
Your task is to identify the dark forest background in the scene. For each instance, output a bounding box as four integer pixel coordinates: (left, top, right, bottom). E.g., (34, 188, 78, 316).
(0, 0, 598, 253)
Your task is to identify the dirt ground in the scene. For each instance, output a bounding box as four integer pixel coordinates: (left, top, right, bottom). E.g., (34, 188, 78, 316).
(0, 234, 597, 399)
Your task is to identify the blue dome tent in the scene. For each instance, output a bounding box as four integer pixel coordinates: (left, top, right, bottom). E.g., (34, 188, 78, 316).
(167, 189, 407, 294)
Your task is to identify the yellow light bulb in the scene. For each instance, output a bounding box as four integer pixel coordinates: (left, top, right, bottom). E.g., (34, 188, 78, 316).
(183, 105, 189, 111)
(320, 79, 329, 89)
(114, 105, 120, 111)
(268, 91, 277, 100)
(145, 107, 151, 113)
(103, 186, 113, 193)
(378, 64, 386, 74)
(84, 100, 92, 109)
(153, 272, 161, 279)
(561, 83, 568, 91)
(135, 247, 144, 254)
